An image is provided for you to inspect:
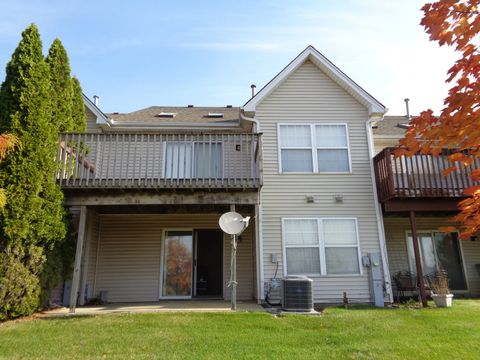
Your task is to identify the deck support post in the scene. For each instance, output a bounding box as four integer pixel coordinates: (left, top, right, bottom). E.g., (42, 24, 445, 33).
(69, 206, 87, 313)
(409, 210, 428, 307)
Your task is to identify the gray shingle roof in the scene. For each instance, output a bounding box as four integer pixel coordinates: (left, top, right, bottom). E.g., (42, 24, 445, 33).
(107, 106, 240, 124)
(373, 115, 411, 136)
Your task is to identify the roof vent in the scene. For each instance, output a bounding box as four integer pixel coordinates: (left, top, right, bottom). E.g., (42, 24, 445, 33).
(207, 112, 224, 118)
(156, 112, 176, 118)
(398, 123, 412, 129)
(187, 104, 194, 108)
(226, 105, 233, 108)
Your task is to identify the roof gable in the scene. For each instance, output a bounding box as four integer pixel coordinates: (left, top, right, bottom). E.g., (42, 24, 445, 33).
(83, 94, 110, 127)
(243, 45, 385, 116)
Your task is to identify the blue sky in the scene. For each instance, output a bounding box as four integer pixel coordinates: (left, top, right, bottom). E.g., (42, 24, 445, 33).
(0, 0, 456, 115)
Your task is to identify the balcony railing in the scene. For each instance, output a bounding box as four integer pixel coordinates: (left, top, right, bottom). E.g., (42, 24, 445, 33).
(374, 147, 479, 202)
(56, 132, 262, 190)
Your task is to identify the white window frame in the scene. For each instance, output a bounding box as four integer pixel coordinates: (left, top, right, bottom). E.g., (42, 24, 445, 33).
(282, 217, 362, 277)
(277, 123, 352, 174)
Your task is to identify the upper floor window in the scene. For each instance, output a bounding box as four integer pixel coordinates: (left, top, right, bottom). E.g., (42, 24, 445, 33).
(278, 124, 351, 173)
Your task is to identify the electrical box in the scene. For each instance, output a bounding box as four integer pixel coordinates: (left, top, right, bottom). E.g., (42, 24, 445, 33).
(270, 253, 280, 263)
(270, 278, 281, 289)
(362, 256, 371, 267)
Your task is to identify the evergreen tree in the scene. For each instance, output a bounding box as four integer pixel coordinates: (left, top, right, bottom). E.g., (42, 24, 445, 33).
(71, 76, 86, 132)
(46, 39, 73, 132)
(0, 24, 66, 318)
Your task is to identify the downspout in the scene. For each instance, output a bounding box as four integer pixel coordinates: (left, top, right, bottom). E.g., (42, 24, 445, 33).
(240, 111, 261, 133)
(366, 114, 394, 303)
(240, 109, 264, 301)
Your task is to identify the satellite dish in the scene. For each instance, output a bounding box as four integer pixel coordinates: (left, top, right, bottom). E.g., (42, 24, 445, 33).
(219, 212, 250, 235)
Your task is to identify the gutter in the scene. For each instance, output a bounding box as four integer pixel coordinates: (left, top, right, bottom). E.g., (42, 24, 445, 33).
(366, 114, 394, 303)
(240, 111, 261, 133)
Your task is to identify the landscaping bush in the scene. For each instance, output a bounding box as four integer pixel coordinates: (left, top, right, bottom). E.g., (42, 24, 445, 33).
(0, 244, 45, 321)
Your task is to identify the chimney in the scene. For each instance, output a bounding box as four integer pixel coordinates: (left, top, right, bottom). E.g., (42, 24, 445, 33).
(404, 98, 410, 119)
(93, 95, 99, 107)
(250, 84, 256, 98)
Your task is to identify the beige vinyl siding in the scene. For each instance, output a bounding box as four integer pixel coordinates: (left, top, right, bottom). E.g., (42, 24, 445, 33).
(384, 216, 480, 296)
(85, 210, 100, 295)
(256, 61, 383, 303)
(86, 107, 102, 133)
(90, 213, 254, 302)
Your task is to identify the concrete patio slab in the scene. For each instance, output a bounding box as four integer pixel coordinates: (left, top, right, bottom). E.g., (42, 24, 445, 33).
(42, 300, 264, 317)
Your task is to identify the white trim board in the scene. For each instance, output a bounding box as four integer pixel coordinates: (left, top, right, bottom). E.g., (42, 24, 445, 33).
(243, 45, 386, 116)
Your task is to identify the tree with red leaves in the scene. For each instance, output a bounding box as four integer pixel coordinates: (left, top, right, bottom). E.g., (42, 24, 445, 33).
(398, 0, 480, 239)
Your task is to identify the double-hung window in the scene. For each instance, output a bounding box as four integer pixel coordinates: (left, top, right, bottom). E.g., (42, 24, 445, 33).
(283, 218, 361, 276)
(278, 124, 351, 173)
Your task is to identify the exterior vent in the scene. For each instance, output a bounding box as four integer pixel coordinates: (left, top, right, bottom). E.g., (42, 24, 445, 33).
(281, 275, 314, 312)
(207, 112, 224, 118)
(187, 105, 194, 108)
(156, 112, 176, 118)
(397, 123, 411, 129)
(226, 105, 233, 108)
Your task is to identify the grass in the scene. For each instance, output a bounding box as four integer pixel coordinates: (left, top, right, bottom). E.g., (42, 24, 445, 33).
(1, 300, 480, 359)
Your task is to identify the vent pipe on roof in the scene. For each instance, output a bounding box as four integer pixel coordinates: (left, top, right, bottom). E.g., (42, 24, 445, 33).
(93, 95, 99, 107)
(404, 98, 411, 119)
(250, 84, 256, 98)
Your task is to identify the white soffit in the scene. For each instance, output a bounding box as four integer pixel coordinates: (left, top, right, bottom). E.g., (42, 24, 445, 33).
(242, 45, 386, 116)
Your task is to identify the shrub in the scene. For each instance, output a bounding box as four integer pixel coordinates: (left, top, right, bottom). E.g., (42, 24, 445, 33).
(0, 244, 45, 321)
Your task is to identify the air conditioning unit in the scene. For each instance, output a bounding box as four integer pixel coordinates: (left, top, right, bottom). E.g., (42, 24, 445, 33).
(281, 275, 314, 312)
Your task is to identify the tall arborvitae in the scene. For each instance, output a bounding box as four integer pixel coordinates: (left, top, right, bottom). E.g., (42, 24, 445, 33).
(71, 76, 86, 132)
(46, 39, 73, 132)
(0, 24, 66, 319)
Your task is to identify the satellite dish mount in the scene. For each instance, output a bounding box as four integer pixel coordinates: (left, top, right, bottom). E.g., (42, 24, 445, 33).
(219, 211, 251, 310)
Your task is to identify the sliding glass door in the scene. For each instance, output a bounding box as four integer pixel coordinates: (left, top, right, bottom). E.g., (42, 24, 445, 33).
(407, 231, 467, 290)
(161, 230, 193, 298)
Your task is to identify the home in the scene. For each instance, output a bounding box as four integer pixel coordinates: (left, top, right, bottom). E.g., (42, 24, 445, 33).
(58, 46, 480, 311)
(372, 116, 480, 302)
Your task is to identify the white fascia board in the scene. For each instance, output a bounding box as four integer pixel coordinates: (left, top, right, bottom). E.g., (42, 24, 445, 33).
(82, 94, 111, 127)
(243, 45, 386, 116)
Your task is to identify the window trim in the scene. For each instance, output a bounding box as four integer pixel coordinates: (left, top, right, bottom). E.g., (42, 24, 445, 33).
(282, 217, 362, 277)
(277, 123, 352, 174)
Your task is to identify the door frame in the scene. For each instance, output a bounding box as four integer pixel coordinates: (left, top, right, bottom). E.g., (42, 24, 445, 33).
(159, 228, 226, 300)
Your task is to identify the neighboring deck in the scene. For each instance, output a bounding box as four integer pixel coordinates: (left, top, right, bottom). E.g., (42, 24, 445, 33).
(55, 132, 263, 191)
(373, 147, 479, 212)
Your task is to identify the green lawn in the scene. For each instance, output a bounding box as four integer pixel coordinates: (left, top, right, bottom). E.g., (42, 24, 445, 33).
(1, 300, 480, 359)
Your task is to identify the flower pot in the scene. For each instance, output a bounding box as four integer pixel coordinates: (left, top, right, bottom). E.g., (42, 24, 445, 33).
(431, 294, 454, 307)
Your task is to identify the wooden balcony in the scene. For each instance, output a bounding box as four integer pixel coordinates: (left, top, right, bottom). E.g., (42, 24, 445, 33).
(56, 132, 262, 190)
(374, 147, 479, 204)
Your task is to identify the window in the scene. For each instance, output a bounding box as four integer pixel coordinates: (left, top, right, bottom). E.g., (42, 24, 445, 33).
(278, 124, 351, 173)
(283, 218, 361, 276)
(164, 142, 222, 179)
(406, 231, 467, 290)
(284, 219, 321, 275)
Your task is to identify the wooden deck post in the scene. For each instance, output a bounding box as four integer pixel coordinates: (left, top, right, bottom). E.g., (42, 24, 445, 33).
(409, 211, 428, 307)
(69, 206, 87, 313)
